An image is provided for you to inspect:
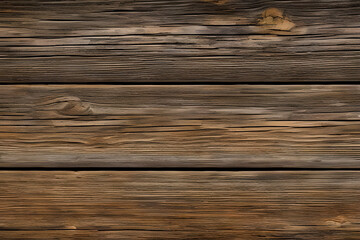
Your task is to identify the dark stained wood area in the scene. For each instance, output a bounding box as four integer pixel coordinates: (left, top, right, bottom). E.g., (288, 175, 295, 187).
(0, 0, 359, 83)
(0, 171, 360, 239)
(0, 85, 359, 168)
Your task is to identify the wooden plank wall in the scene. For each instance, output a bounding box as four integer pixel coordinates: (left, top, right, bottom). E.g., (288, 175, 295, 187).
(0, 0, 359, 239)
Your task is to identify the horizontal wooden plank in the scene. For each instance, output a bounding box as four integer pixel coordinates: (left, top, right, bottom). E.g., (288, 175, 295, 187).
(0, 85, 359, 168)
(0, 231, 356, 240)
(0, 0, 359, 83)
(0, 171, 360, 239)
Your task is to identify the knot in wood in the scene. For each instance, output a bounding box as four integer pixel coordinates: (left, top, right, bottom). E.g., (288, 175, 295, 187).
(258, 8, 295, 31)
(58, 99, 93, 116)
(38, 96, 93, 116)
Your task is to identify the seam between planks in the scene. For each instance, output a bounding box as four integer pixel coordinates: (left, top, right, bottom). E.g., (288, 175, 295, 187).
(0, 82, 360, 85)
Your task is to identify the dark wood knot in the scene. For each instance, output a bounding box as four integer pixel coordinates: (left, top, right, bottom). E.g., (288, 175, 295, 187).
(38, 96, 93, 116)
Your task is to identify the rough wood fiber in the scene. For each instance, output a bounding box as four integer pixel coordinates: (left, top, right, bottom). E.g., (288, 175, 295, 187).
(0, 85, 359, 168)
(0, 0, 359, 83)
(0, 171, 360, 239)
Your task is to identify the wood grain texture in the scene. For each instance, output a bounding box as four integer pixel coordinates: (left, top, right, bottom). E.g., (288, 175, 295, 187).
(0, 171, 360, 239)
(0, 85, 359, 168)
(0, 0, 359, 83)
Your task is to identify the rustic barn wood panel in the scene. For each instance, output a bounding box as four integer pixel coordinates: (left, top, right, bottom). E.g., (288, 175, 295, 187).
(1, 1, 359, 238)
(0, 0, 359, 83)
(0, 85, 359, 168)
(0, 171, 359, 239)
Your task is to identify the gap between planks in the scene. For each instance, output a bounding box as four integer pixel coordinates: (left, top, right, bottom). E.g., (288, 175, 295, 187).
(0, 82, 360, 85)
(0, 168, 360, 171)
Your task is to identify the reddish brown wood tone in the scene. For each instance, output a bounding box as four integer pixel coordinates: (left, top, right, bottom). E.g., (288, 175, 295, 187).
(0, 171, 360, 239)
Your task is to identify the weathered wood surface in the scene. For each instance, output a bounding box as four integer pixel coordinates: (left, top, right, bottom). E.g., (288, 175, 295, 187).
(0, 85, 359, 168)
(0, 0, 359, 83)
(0, 171, 359, 239)
(1, 231, 355, 240)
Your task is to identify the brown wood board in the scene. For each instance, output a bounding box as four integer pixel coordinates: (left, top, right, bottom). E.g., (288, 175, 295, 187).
(0, 0, 359, 83)
(0, 85, 359, 168)
(0, 171, 360, 239)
